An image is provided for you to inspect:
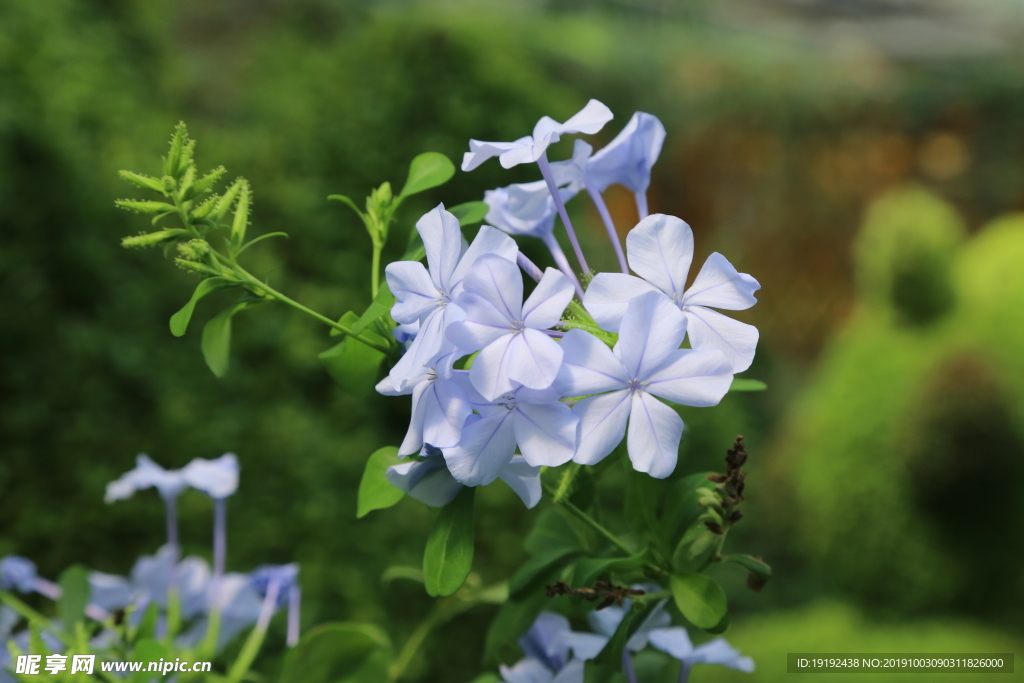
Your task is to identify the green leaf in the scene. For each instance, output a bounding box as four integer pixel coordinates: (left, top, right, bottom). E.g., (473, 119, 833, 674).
(508, 546, 579, 596)
(115, 199, 176, 215)
(118, 170, 166, 194)
(484, 564, 566, 662)
(356, 447, 404, 518)
(524, 508, 586, 556)
(201, 299, 255, 378)
(400, 229, 426, 262)
(705, 611, 731, 635)
(423, 487, 475, 597)
(723, 554, 772, 580)
(729, 378, 767, 392)
(230, 182, 251, 250)
(352, 284, 396, 335)
(594, 600, 656, 668)
(380, 566, 424, 585)
(331, 310, 360, 338)
(399, 152, 455, 198)
(624, 469, 660, 540)
(169, 277, 236, 337)
(583, 660, 628, 683)
(132, 639, 169, 683)
(670, 573, 728, 630)
(660, 472, 715, 545)
(467, 675, 502, 683)
(448, 201, 489, 226)
(671, 520, 719, 573)
(572, 550, 650, 588)
(279, 623, 391, 683)
(319, 335, 387, 394)
(131, 602, 160, 644)
(57, 565, 89, 630)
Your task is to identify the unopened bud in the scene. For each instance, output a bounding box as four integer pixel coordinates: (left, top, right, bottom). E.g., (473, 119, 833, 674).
(174, 259, 220, 276)
(121, 229, 186, 248)
(115, 199, 176, 215)
(177, 239, 211, 260)
(118, 170, 166, 194)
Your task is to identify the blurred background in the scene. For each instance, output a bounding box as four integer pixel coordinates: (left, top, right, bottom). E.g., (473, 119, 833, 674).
(2, 0, 1023, 680)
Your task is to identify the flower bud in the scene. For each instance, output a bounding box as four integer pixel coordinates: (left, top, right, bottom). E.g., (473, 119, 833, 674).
(121, 229, 187, 249)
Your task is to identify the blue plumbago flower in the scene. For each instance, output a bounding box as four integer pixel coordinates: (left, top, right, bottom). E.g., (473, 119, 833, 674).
(561, 112, 666, 220)
(0, 556, 39, 594)
(179, 571, 263, 651)
(499, 612, 603, 683)
(387, 447, 542, 509)
(483, 181, 585, 296)
(442, 374, 579, 485)
(250, 563, 301, 646)
(183, 453, 239, 499)
(375, 368, 473, 457)
(461, 100, 613, 172)
(105, 454, 189, 503)
(584, 214, 761, 372)
(588, 598, 754, 682)
(106, 454, 192, 555)
(558, 291, 734, 478)
(88, 546, 212, 624)
(447, 255, 574, 401)
(462, 99, 613, 277)
(385, 204, 517, 390)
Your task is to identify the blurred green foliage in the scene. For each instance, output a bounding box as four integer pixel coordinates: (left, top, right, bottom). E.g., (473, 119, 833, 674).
(779, 187, 1024, 624)
(3, 0, 1024, 679)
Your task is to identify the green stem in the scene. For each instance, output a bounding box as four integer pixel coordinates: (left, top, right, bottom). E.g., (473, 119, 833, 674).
(232, 266, 392, 354)
(371, 242, 382, 299)
(389, 600, 473, 681)
(547, 487, 634, 556)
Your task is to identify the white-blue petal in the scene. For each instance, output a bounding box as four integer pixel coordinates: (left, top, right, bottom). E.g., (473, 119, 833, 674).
(513, 400, 578, 468)
(683, 252, 760, 311)
(498, 455, 543, 509)
(571, 390, 631, 467)
(682, 306, 759, 373)
(443, 412, 517, 486)
(625, 214, 694, 300)
(582, 272, 659, 333)
(643, 349, 734, 407)
(614, 291, 687, 380)
(627, 392, 683, 479)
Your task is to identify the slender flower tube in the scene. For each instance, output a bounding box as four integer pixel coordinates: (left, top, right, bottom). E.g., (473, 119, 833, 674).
(484, 181, 584, 297)
(537, 152, 589, 275)
(516, 252, 543, 283)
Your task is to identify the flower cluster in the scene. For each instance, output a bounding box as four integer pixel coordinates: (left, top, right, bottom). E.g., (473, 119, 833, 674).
(0, 454, 299, 682)
(379, 100, 760, 495)
(498, 602, 754, 683)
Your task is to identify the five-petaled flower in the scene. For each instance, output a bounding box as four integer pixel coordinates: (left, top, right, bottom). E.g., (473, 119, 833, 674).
(385, 204, 517, 390)
(584, 213, 761, 372)
(558, 291, 734, 478)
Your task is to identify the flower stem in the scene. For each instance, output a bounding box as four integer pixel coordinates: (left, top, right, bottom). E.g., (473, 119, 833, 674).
(226, 579, 279, 683)
(634, 190, 649, 220)
(586, 183, 628, 273)
(537, 152, 590, 275)
(516, 252, 544, 283)
(546, 487, 633, 556)
(232, 265, 393, 354)
(541, 234, 584, 299)
(371, 243, 382, 299)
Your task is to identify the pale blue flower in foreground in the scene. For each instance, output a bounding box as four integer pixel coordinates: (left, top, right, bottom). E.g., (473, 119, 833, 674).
(559, 291, 734, 478)
(385, 204, 517, 390)
(499, 612, 602, 683)
(375, 369, 473, 456)
(584, 214, 761, 372)
(442, 374, 579, 485)
(461, 99, 613, 171)
(387, 447, 542, 508)
(447, 255, 574, 400)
